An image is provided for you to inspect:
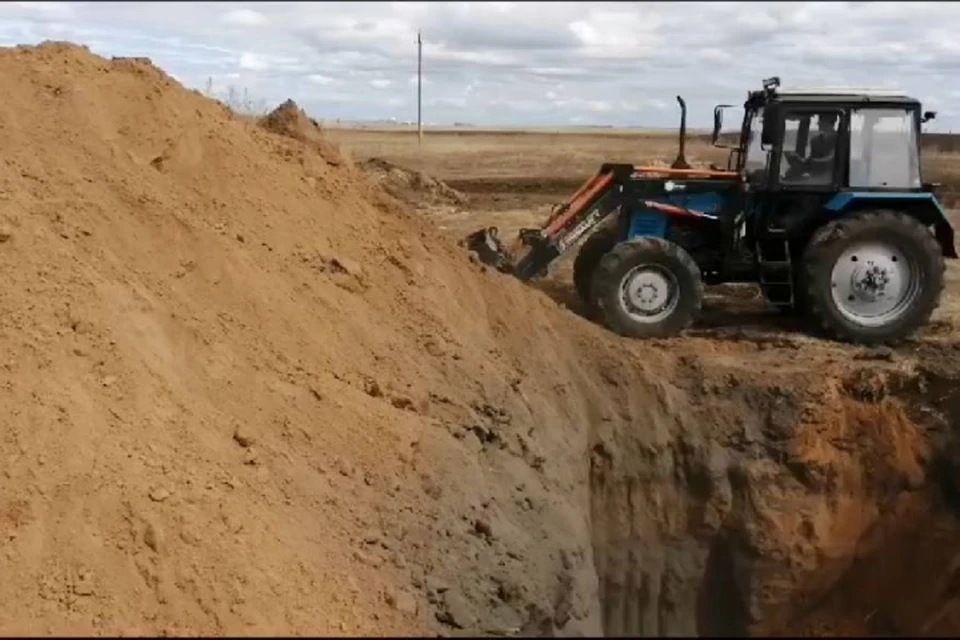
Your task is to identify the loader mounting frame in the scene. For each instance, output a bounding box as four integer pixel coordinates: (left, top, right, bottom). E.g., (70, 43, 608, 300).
(464, 163, 737, 281)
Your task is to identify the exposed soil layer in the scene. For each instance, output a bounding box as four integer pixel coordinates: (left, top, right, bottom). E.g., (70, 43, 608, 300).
(0, 41, 958, 637)
(444, 177, 581, 211)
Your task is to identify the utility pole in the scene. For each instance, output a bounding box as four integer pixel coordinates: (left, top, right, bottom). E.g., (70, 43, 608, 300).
(417, 30, 423, 147)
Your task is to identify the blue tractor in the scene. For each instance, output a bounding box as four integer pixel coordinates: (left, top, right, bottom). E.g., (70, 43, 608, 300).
(466, 77, 956, 344)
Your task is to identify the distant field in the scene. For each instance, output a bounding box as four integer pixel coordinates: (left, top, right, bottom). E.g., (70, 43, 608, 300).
(326, 127, 727, 180)
(322, 122, 707, 137)
(327, 126, 960, 208)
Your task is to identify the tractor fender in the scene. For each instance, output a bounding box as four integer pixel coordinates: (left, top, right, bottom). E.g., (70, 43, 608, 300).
(823, 191, 957, 259)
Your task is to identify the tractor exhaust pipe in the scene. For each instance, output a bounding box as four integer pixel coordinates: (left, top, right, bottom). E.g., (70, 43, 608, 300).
(671, 95, 692, 170)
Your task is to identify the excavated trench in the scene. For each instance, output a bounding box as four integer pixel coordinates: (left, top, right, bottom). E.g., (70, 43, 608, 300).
(581, 344, 960, 637)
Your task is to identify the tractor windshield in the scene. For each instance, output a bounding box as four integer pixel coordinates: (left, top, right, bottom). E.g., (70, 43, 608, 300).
(848, 107, 921, 189)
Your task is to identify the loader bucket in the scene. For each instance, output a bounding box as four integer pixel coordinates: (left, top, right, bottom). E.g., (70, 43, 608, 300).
(462, 167, 623, 281)
(462, 226, 515, 273)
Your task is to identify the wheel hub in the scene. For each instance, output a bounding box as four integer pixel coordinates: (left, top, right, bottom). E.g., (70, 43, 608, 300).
(619, 265, 679, 323)
(849, 262, 892, 302)
(830, 242, 917, 327)
(630, 276, 668, 311)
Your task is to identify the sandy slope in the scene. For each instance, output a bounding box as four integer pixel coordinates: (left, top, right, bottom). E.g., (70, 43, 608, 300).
(0, 41, 652, 636)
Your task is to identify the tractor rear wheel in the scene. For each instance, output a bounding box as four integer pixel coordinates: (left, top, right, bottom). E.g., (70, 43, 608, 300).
(591, 237, 703, 338)
(573, 227, 618, 312)
(801, 210, 944, 344)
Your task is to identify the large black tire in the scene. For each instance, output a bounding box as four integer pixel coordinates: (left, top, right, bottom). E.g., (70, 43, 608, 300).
(801, 210, 945, 344)
(591, 237, 703, 338)
(573, 227, 619, 311)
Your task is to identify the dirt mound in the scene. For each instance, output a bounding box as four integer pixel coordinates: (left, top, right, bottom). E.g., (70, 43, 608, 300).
(257, 98, 346, 167)
(0, 40, 619, 636)
(360, 157, 468, 209)
(1, 40, 959, 637)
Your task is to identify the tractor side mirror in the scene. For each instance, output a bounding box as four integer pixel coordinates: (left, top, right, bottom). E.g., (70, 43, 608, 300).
(711, 106, 723, 145)
(922, 110, 937, 123)
(711, 104, 733, 146)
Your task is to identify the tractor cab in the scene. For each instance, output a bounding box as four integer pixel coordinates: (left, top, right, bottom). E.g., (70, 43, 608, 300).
(710, 78, 953, 283)
(713, 76, 936, 194)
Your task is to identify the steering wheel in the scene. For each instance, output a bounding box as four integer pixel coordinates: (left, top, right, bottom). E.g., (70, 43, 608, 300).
(783, 150, 808, 167)
(780, 150, 811, 181)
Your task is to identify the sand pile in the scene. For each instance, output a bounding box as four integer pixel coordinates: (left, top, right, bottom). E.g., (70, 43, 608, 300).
(1, 40, 959, 637)
(256, 99, 347, 167)
(0, 40, 637, 636)
(359, 157, 468, 210)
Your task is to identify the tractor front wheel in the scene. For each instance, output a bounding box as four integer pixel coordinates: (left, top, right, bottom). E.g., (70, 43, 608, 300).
(591, 237, 703, 338)
(801, 210, 945, 344)
(573, 227, 619, 313)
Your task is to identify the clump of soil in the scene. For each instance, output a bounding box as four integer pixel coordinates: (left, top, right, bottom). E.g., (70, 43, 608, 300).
(257, 98, 346, 166)
(360, 157, 468, 209)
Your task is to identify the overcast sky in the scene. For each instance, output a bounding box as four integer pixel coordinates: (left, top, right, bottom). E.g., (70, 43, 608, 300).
(1, 1, 959, 130)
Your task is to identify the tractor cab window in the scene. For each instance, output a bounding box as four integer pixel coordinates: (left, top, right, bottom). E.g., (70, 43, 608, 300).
(778, 111, 840, 187)
(848, 108, 921, 189)
(743, 110, 768, 180)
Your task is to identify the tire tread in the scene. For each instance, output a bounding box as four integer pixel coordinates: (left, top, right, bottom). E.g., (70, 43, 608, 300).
(801, 210, 945, 344)
(592, 237, 703, 338)
(573, 227, 619, 309)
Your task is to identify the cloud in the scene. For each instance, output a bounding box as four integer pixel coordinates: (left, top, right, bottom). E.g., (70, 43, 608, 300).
(7, 1, 77, 20)
(0, 1, 956, 129)
(222, 8, 267, 27)
(308, 73, 336, 85)
(238, 52, 268, 71)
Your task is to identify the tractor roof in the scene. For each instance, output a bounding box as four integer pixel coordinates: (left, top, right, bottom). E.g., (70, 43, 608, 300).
(770, 86, 919, 105)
